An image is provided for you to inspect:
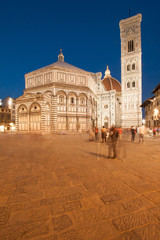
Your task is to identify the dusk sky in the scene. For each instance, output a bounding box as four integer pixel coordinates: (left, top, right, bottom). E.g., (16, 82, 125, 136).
(0, 0, 160, 103)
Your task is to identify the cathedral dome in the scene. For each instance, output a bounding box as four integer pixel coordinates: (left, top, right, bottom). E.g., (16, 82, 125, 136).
(102, 66, 121, 92)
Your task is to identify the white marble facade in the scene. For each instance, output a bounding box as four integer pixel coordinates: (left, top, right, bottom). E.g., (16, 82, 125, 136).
(15, 52, 98, 133)
(15, 13, 142, 133)
(120, 14, 142, 128)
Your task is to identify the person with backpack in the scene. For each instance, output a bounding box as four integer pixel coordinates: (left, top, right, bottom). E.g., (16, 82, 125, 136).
(108, 126, 119, 159)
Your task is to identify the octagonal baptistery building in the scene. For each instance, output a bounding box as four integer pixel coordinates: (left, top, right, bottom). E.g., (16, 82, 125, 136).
(96, 66, 122, 128)
(15, 51, 100, 134)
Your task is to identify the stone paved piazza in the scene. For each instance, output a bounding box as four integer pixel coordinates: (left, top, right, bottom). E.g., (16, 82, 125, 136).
(0, 133, 160, 240)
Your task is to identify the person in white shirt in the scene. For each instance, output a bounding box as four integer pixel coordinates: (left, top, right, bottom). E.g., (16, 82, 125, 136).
(138, 124, 145, 143)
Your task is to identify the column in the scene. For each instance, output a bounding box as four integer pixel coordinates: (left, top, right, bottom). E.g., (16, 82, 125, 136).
(15, 104, 18, 132)
(66, 97, 69, 131)
(76, 97, 79, 132)
(86, 98, 92, 130)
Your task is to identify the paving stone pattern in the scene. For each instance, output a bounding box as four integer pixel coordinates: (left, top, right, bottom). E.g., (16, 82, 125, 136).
(0, 133, 160, 239)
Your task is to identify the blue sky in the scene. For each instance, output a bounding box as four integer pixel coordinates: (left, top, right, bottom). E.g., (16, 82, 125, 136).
(0, 0, 160, 103)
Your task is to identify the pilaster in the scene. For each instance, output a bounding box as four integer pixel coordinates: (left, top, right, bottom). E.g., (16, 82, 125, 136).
(51, 95, 58, 133)
(40, 101, 46, 134)
(86, 98, 92, 130)
(15, 105, 18, 132)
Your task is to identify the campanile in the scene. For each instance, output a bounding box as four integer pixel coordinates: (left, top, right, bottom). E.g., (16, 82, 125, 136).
(120, 14, 142, 128)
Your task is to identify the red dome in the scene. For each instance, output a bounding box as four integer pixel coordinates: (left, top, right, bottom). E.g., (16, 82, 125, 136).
(102, 76, 121, 92)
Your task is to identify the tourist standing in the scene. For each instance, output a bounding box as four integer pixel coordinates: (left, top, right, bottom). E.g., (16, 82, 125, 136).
(108, 127, 119, 159)
(153, 128, 156, 137)
(95, 126, 99, 141)
(131, 126, 136, 142)
(89, 128, 94, 141)
(101, 126, 106, 143)
(118, 128, 122, 140)
(139, 124, 145, 143)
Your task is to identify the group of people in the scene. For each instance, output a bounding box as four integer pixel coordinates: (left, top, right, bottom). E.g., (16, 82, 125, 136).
(131, 125, 146, 143)
(89, 126, 119, 159)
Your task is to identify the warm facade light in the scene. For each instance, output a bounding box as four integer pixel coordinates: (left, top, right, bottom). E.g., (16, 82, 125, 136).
(11, 126, 15, 131)
(154, 108, 159, 116)
(142, 119, 145, 124)
(0, 125, 4, 132)
(8, 98, 12, 108)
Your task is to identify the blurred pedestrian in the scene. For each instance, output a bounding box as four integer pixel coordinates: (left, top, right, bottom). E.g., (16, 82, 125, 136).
(118, 128, 122, 140)
(108, 127, 119, 159)
(131, 126, 136, 142)
(153, 128, 156, 137)
(89, 128, 94, 141)
(95, 126, 99, 141)
(139, 124, 145, 143)
(101, 126, 106, 143)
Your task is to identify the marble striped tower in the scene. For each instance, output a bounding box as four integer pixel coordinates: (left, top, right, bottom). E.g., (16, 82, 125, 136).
(120, 14, 142, 128)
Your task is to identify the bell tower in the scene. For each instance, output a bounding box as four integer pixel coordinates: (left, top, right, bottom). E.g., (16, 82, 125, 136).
(119, 14, 142, 128)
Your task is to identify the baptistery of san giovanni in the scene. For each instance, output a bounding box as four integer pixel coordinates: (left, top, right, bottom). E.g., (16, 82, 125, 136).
(15, 13, 142, 133)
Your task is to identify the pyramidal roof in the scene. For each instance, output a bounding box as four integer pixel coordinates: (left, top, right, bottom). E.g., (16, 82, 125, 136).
(43, 60, 88, 73)
(26, 50, 88, 75)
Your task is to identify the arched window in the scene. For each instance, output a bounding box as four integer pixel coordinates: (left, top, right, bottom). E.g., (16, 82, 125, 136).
(132, 63, 135, 70)
(127, 82, 130, 88)
(127, 65, 130, 71)
(80, 97, 85, 105)
(132, 81, 135, 88)
(59, 95, 64, 104)
(128, 40, 134, 52)
(71, 97, 74, 104)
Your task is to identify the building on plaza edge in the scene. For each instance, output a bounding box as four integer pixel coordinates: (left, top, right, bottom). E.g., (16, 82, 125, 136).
(15, 13, 142, 134)
(141, 83, 160, 128)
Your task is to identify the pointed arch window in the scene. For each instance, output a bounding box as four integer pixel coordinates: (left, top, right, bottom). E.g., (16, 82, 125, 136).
(127, 64, 130, 71)
(132, 63, 135, 70)
(132, 81, 135, 88)
(127, 82, 130, 88)
(128, 40, 134, 52)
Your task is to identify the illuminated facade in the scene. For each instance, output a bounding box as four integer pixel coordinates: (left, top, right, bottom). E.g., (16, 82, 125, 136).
(0, 107, 11, 131)
(141, 83, 160, 128)
(15, 13, 142, 133)
(120, 14, 142, 128)
(15, 52, 99, 133)
(2, 97, 16, 123)
(97, 66, 122, 128)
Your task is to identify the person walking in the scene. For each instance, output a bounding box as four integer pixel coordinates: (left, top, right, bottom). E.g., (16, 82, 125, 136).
(89, 128, 94, 141)
(95, 126, 99, 141)
(118, 128, 122, 140)
(153, 128, 156, 137)
(139, 124, 145, 143)
(108, 126, 119, 159)
(101, 126, 107, 143)
(131, 126, 136, 142)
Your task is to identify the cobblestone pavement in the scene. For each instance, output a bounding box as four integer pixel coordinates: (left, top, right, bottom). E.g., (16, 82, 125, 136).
(0, 133, 160, 240)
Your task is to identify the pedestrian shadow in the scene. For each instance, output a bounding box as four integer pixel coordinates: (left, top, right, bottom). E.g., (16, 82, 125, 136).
(80, 149, 108, 159)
